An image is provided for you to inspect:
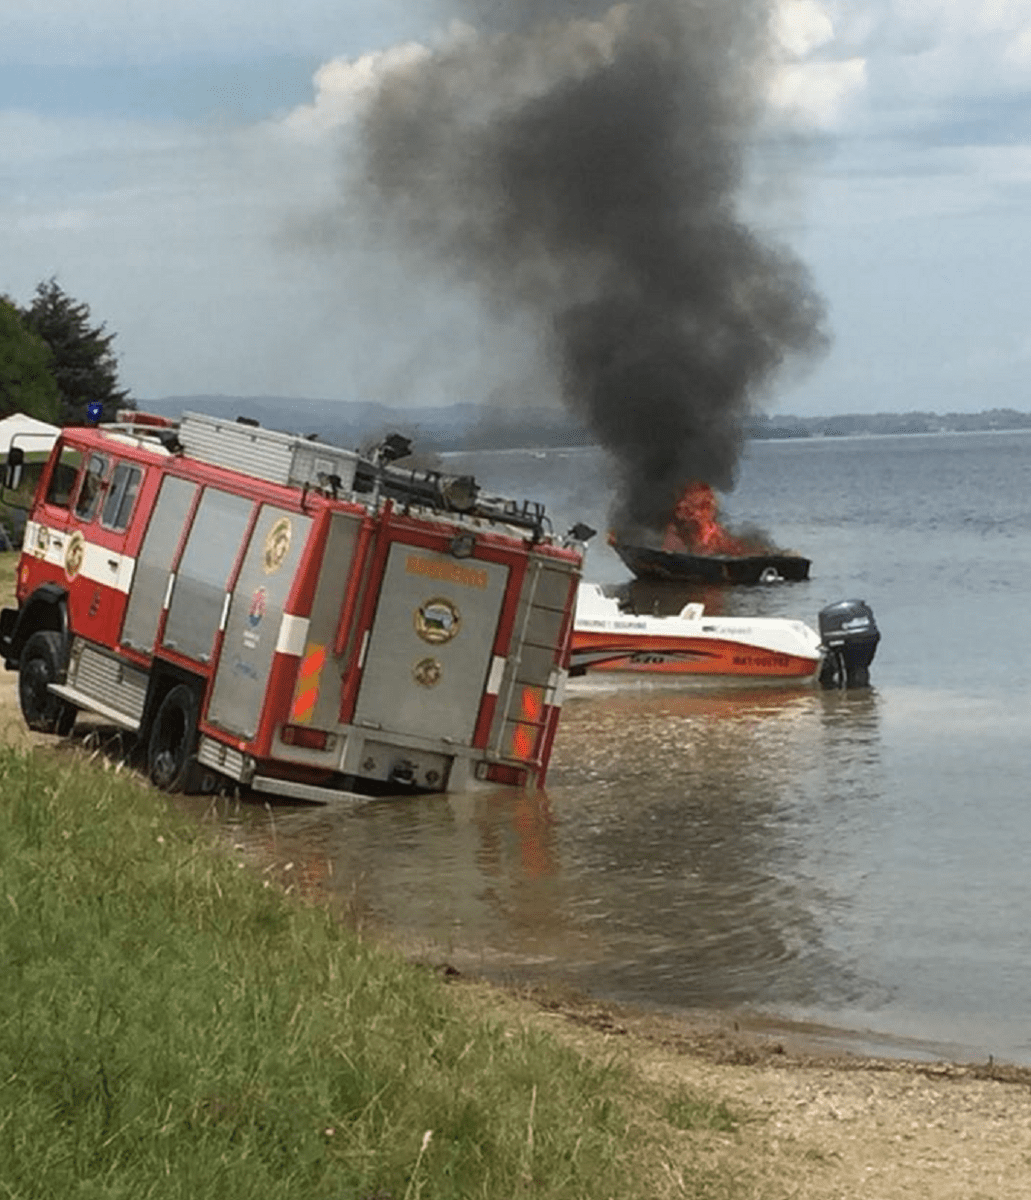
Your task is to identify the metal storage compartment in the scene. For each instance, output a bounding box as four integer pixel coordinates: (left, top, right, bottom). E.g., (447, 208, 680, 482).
(179, 412, 359, 492)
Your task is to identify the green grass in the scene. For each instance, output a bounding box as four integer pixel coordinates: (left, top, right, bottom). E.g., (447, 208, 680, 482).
(0, 547, 19, 593)
(663, 1089, 739, 1134)
(0, 746, 730, 1200)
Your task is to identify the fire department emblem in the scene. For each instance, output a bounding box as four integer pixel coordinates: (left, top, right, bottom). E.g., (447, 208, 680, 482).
(64, 531, 85, 580)
(413, 657, 442, 688)
(414, 597, 461, 645)
(263, 517, 292, 575)
(247, 586, 267, 627)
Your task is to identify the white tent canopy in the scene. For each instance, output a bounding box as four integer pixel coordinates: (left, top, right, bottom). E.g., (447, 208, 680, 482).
(0, 412, 60, 456)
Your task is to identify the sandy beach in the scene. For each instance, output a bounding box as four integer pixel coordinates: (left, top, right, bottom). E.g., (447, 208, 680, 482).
(451, 977, 1031, 1199)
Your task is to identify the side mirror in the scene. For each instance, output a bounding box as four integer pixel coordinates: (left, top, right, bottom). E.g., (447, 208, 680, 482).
(567, 522, 597, 544)
(4, 447, 24, 492)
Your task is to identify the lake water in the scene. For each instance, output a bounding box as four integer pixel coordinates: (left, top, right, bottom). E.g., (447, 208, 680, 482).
(193, 431, 1031, 1065)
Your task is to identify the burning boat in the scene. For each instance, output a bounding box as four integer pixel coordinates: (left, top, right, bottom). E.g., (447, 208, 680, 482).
(611, 542, 811, 585)
(613, 482, 810, 585)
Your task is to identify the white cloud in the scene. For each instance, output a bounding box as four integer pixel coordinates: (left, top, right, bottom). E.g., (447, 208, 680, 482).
(769, 58, 868, 130)
(765, 1, 869, 131)
(279, 9, 635, 146)
(283, 41, 435, 140)
(774, 0, 836, 56)
(282, 2, 869, 145)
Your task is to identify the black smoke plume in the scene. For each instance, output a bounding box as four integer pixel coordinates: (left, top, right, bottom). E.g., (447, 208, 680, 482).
(355, 0, 828, 538)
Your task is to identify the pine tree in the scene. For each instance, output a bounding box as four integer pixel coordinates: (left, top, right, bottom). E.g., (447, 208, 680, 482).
(0, 297, 61, 423)
(22, 278, 133, 425)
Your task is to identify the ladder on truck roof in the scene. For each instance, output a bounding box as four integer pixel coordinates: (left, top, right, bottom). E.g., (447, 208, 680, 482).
(108, 409, 555, 539)
(108, 409, 361, 491)
(179, 411, 361, 492)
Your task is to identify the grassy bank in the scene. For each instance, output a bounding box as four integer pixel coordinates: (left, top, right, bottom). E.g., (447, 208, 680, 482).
(0, 548, 17, 596)
(0, 746, 742, 1200)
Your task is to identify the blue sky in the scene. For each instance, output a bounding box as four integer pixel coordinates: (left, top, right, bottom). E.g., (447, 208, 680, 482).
(3, 0, 1030, 416)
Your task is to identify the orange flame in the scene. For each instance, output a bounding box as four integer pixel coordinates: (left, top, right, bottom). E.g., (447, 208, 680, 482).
(662, 482, 750, 556)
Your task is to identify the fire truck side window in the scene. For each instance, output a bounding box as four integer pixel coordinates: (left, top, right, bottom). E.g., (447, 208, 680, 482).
(44, 445, 84, 508)
(101, 463, 143, 531)
(162, 487, 255, 663)
(74, 453, 109, 522)
(121, 476, 198, 653)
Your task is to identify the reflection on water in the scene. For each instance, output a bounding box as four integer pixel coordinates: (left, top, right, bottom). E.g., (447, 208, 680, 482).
(185, 681, 890, 1024)
(539, 682, 886, 1009)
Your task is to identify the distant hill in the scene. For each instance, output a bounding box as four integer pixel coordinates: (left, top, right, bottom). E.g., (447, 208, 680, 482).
(746, 408, 1031, 439)
(139, 396, 1031, 450)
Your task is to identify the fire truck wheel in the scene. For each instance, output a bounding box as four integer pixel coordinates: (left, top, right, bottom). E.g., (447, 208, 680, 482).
(148, 684, 205, 793)
(18, 630, 77, 736)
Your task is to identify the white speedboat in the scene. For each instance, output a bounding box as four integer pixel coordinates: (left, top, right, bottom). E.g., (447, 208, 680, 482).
(570, 583, 823, 680)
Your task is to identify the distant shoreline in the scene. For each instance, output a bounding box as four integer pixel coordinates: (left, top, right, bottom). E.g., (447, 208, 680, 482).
(443, 425, 1031, 453)
(139, 395, 1031, 452)
(746, 409, 1031, 440)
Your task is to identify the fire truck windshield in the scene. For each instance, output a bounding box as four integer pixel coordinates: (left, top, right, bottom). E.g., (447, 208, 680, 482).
(45, 444, 84, 509)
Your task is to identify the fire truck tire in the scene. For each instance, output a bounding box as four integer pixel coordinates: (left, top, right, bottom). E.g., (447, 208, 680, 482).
(18, 630, 77, 736)
(147, 684, 207, 793)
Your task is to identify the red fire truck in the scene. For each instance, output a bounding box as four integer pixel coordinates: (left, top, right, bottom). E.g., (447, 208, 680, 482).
(1, 412, 587, 801)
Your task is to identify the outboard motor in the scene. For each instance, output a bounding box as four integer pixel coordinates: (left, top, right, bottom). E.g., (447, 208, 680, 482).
(818, 599, 880, 688)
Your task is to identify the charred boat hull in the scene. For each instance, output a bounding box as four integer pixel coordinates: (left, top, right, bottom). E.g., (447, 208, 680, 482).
(613, 542, 811, 585)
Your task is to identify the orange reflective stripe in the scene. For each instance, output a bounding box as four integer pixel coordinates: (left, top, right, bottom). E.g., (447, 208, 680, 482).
(519, 685, 544, 723)
(291, 642, 327, 725)
(297, 646, 326, 680)
(511, 724, 537, 761)
(505, 686, 547, 761)
(291, 690, 318, 723)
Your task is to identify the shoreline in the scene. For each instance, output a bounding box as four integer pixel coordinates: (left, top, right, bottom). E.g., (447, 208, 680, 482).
(444, 973, 1031, 1200)
(478, 976, 1031, 1086)
(385, 924, 1031, 1082)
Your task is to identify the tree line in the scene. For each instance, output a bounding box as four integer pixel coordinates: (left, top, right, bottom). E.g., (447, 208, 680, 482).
(0, 279, 133, 426)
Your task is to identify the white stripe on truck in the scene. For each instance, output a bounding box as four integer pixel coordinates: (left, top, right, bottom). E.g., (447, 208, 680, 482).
(275, 613, 310, 657)
(23, 520, 136, 595)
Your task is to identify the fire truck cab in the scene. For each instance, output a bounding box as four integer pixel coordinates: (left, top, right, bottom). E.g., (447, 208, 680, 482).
(1, 412, 586, 801)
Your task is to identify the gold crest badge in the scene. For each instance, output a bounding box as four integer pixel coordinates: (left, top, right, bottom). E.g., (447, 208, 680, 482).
(413, 657, 442, 688)
(64, 531, 85, 580)
(414, 597, 461, 645)
(263, 517, 292, 574)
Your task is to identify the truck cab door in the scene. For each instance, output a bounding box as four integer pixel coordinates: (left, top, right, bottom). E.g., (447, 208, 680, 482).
(26, 447, 142, 649)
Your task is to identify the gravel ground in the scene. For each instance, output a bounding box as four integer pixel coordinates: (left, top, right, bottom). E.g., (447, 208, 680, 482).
(453, 979, 1031, 1200)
